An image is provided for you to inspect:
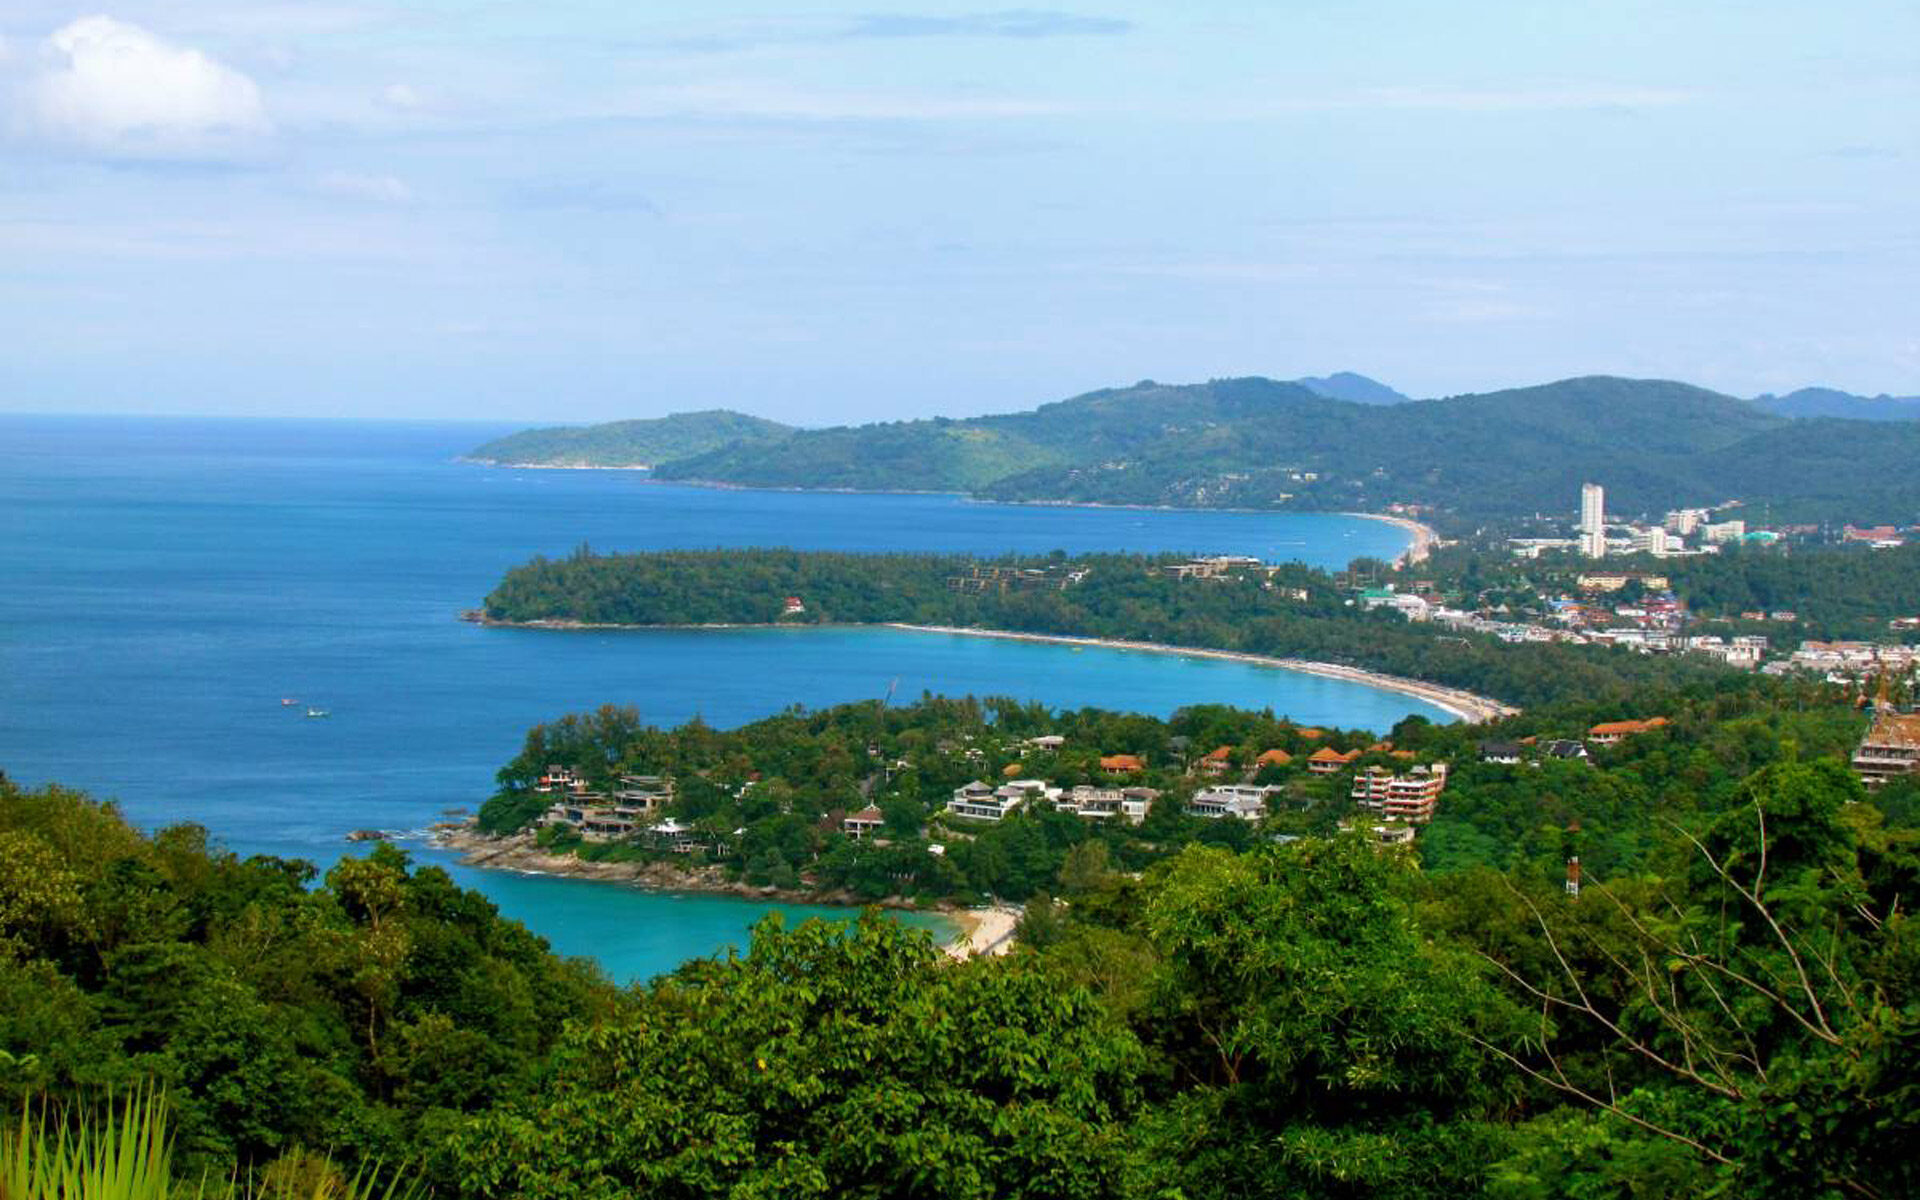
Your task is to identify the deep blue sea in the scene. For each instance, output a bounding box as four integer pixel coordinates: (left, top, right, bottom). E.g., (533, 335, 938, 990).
(0, 415, 1434, 981)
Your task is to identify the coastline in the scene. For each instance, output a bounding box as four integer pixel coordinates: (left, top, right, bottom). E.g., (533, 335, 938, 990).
(884, 624, 1517, 723)
(458, 460, 1440, 558)
(1345, 511, 1438, 567)
(428, 823, 998, 958)
(462, 612, 1517, 722)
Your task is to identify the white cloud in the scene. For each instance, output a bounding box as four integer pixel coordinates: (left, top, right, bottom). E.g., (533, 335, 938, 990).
(317, 170, 413, 203)
(376, 82, 423, 111)
(20, 16, 272, 160)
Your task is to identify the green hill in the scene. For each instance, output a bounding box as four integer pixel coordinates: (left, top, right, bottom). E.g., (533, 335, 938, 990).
(465, 409, 793, 467)
(1751, 386, 1920, 421)
(659, 375, 1873, 516)
(484, 376, 1920, 522)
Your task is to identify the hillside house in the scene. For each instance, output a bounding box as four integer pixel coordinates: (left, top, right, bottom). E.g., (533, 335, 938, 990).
(1588, 717, 1670, 746)
(1307, 746, 1362, 775)
(1187, 785, 1282, 820)
(1057, 785, 1157, 825)
(1197, 746, 1235, 777)
(1853, 712, 1920, 790)
(842, 805, 886, 840)
(1349, 763, 1448, 823)
(1100, 753, 1146, 777)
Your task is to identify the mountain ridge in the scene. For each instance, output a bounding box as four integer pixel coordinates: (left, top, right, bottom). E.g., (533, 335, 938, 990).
(469, 374, 1920, 522)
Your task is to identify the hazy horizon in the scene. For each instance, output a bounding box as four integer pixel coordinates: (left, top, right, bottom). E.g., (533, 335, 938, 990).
(3, 1, 1915, 422)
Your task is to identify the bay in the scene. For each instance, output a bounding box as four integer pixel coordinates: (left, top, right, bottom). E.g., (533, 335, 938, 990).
(0, 414, 1435, 981)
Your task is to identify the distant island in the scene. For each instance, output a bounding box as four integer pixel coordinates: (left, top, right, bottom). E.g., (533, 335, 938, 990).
(464, 408, 793, 468)
(466, 373, 1920, 523)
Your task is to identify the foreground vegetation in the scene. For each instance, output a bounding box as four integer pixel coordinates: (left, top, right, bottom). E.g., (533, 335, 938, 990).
(481, 547, 1742, 708)
(6, 707, 1917, 1197)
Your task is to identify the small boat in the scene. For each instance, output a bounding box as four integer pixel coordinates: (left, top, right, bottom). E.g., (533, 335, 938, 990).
(305, 708, 330, 719)
(280, 697, 299, 706)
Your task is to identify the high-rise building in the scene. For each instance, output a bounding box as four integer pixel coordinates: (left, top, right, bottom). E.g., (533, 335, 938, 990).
(1580, 483, 1606, 558)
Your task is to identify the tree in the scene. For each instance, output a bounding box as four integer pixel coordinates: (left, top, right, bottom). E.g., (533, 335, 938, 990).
(448, 912, 1146, 1199)
(1474, 761, 1920, 1199)
(1130, 837, 1518, 1198)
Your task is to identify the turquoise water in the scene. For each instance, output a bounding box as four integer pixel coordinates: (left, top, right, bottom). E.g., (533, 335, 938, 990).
(0, 415, 1432, 981)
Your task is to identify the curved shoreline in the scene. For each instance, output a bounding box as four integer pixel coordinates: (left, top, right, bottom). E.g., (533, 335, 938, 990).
(464, 612, 1515, 723)
(1346, 511, 1438, 566)
(884, 624, 1516, 723)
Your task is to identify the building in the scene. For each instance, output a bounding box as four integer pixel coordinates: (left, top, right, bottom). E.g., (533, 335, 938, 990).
(1852, 712, 1920, 789)
(1577, 572, 1671, 593)
(1056, 785, 1157, 824)
(1349, 763, 1448, 823)
(1167, 555, 1265, 579)
(1187, 784, 1282, 820)
(782, 596, 806, 615)
(1580, 483, 1606, 559)
(1702, 519, 1747, 544)
(1307, 746, 1362, 774)
(1630, 527, 1674, 557)
(946, 781, 1026, 821)
(1100, 753, 1146, 777)
(1544, 739, 1590, 761)
(1254, 748, 1294, 770)
(1665, 508, 1709, 536)
(842, 806, 885, 839)
(1588, 717, 1670, 746)
(614, 774, 675, 813)
(1479, 741, 1524, 764)
(1197, 746, 1235, 776)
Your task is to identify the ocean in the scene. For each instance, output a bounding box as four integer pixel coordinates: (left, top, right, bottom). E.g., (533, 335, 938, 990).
(0, 414, 1437, 981)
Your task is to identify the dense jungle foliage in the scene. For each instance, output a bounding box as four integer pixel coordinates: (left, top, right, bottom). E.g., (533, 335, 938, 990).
(7, 714, 1918, 1198)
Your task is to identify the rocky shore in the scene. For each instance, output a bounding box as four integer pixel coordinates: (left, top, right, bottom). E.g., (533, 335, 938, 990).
(428, 822, 1005, 955)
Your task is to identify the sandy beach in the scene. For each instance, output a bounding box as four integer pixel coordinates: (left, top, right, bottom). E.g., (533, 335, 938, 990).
(1350, 511, 1440, 566)
(944, 904, 1022, 960)
(887, 624, 1517, 722)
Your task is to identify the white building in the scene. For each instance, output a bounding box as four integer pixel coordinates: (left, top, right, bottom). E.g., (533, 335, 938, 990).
(1702, 520, 1747, 544)
(1055, 785, 1157, 825)
(1630, 526, 1674, 557)
(1664, 508, 1709, 535)
(1580, 483, 1606, 559)
(1187, 784, 1284, 820)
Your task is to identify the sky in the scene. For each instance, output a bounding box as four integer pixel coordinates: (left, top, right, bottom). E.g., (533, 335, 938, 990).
(1, 1, 1915, 423)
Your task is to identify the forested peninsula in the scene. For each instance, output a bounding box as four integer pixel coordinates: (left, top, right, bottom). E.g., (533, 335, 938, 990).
(477, 547, 1735, 709)
(464, 409, 792, 468)
(466, 374, 1920, 522)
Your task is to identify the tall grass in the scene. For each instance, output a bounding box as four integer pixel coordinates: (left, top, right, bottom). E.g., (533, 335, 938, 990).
(0, 1090, 422, 1200)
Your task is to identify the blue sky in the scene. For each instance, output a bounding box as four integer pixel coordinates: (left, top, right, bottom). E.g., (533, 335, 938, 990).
(1, 1, 1914, 422)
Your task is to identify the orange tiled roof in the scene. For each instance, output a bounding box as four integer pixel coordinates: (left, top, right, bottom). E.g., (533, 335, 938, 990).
(1101, 754, 1146, 771)
(1590, 718, 1669, 737)
(1308, 746, 1356, 763)
(1204, 746, 1233, 762)
(1256, 748, 1292, 765)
